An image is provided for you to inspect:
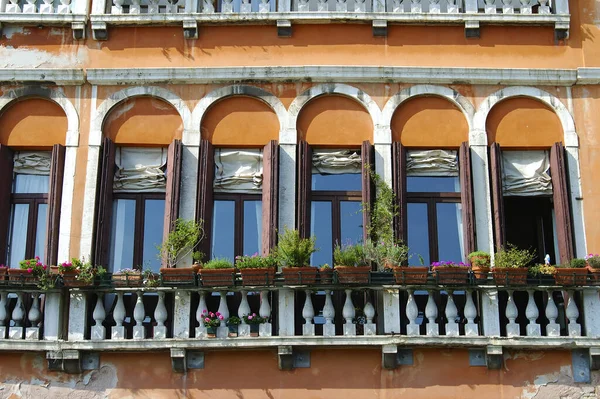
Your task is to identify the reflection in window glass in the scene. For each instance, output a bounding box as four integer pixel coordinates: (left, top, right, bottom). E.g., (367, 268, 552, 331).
(407, 203, 430, 266)
(312, 173, 362, 191)
(311, 201, 332, 266)
(143, 199, 165, 272)
(212, 200, 235, 262)
(13, 175, 50, 194)
(436, 203, 464, 263)
(35, 204, 48, 260)
(340, 201, 363, 245)
(109, 199, 136, 272)
(407, 176, 460, 193)
(7, 204, 29, 268)
(243, 200, 262, 256)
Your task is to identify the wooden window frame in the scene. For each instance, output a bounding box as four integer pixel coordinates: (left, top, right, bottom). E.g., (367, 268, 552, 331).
(310, 191, 363, 252)
(212, 193, 262, 259)
(8, 194, 48, 261)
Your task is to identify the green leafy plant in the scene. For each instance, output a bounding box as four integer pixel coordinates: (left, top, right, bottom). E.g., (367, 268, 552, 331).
(142, 270, 160, 287)
(276, 228, 317, 267)
(235, 253, 277, 269)
(226, 316, 242, 326)
(585, 254, 600, 268)
(364, 167, 395, 245)
(202, 310, 224, 328)
(243, 313, 268, 325)
(568, 258, 587, 269)
(334, 243, 370, 267)
(203, 258, 234, 270)
(494, 244, 536, 269)
(19, 256, 47, 277)
(468, 251, 491, 267)
(529, 264, 556, 276)
(365, 239, 409, 268)
(158, 218, 204, 268)
(59, 258, 106, 285)
(319, 263, 332, 271)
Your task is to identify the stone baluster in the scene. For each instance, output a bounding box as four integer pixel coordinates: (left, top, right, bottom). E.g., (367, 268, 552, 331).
(202, 0, 215, 12)
(9, 293, 25, 339)
(91, 295, 106, 340)
(525, 290, 541, 336)
(464, 290, 478, 336)
(39, 0, 53, 13)
(406, 290, 420, 335)
(111, 0, 125, 14)
(166, 0, 179, 13)
(222, 0, 234, 12)
(216, 292, 229, 338)
(6, 0, 22, 13)
(259, 291, 272, 337)
(195, 292, 208, 338)
(447, 0, 458, 13)
(238, 291, 251, 337)
(393, 0, 404, 12)
(336, 0, 347, 12)
(57, 0, 71, 13)
(24, 0, 37, 14)
(258, 0, 270, 12)
(354, 0, 366, 11)
(501, 0, 513, 13)
(130, 0, 141, 13)
(410, 0, 422, 13)
(538, 0, 550, 13)
(322, 290, 335, 336)
(445, 291, 459, 336)
(240, 0, 251, 12)
(25, 294, 41, 340)
(505, 290, 519, 337)
(429, 0, 440, 13)
(154, 292, 168, 339)
(317, 0, 328, 12)
(148, 0, 160, 13)
(0, 293, 7, 338)
(484, 0, 496, 13)
(302, 290, 315, 336)
(342, 289, 356, 336)
(298, 0, 309, 10)
(519, 0, 531, 14)
(112, 293, 126, 339)
(545, 290, 560, 336)
(363, 296, 376, 335)
(133, 292, 146, 339)
(425, 291, 438, 336)
(564, 290, 581, 336)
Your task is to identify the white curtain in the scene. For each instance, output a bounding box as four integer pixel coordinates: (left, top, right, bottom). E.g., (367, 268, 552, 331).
(214, 149, 263, 193)
(13, 151, 51, 175)
(502, 151, 552, 196)
(406, 149, 459, 176)
(312, 149, 361, 175)
(113, 147, 167, 193)
(7, 204, 28, 268)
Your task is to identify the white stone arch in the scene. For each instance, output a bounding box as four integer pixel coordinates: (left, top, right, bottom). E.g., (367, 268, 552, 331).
(473, 86, 578, 147)
(190, 85, 288, 146)
(90, 86, 192, 147)
(286, 83, 382, 145)
(0, 86, 80, 146)
(381, 85, 476, 145)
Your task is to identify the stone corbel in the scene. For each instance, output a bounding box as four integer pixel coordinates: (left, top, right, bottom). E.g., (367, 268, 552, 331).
(92, 21, 108, 41)
(72, 22, 86, 40)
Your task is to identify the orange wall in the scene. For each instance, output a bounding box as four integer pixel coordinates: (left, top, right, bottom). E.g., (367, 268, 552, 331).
(0, 98, 67, 148)
(486, 98, 563, 148)
(201, 96, 279, 146)
(391, 96, 468, 148)
(297, 95, 373, 145)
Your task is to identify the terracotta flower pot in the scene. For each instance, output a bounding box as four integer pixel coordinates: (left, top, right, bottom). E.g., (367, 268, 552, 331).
(281, 266, 318, 285)
(159, 267, 196, 285)
(61, 269, 92, 288)
(239, 268, 276, 286)
(7, 269, 38, 285)
(554, 268, 588, 286)
(319, 269, 334, 284)
(392, 266, 429, 285)
(587, 265, 600, 283)
(471, 265, 490, 282)
(334, 266, 371, 284)
(0, 266, 7, 282)
(199, 268, 236, 287)
(112, 272, 143, 287)
(492, 268, 528, 285)
(432, 266, 469, 285)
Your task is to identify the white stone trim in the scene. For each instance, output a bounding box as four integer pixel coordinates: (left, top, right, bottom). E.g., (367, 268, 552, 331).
(189, 85, 287, 147)
(0, 69, 85, 85)
(287, 83, 382, 145)
(381, 85, 476, 145)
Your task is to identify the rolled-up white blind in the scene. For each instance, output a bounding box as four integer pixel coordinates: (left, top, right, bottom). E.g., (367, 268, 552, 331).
(113, 147, 167, 192)
(13, 151, 51, 175)
(312, 149, 361, 175)
(214, 149, 263, 193)
(502, 150, 552, 196)
(406, 149, 458, 176)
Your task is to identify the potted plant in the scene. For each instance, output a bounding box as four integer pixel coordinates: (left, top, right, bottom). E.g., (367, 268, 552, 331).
(319, 264, 333, 284)
(277, 228, 318, 284)
(236, 253, 277, 286)
(492, 244, 536, 285)
(334, 243, 371, 284)
(158, 218, 203, 284)
(369, 240, 425, 285)
(554, 258, 588, 286)
(528, 264, 556, 285)
(586, 254, 600, 282)
(431, 261, 470, 285)
(0, 264, 7, 282)
(226, 316, 241, 337)
(468, 250, 491, 282)
(8, 256, 47, 286)
(112, 268, 143, 287)
(201, 310, 224, 338)
(59, 258, 106, 288)
(243, 313, 267, 337)
(199, 258, 236, 287)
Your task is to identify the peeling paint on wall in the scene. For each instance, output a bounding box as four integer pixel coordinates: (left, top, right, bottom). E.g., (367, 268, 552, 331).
(0, 46, 85, 69)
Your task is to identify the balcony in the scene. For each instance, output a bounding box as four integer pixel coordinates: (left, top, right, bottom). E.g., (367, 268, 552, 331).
(89, 0, 570, 40)
(1, 269, 599, 374)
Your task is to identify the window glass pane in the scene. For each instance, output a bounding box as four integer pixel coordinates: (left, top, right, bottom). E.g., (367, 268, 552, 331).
(109, 199, 136, 272)
(436, 203, 464, 263)
(212, 200, 235, 262)
(13, 174, 50, 194)
(243, 200, 262, 256)
(7, 204, 29, 268)
(340, 201, 363, 245)
(143, 199, 165, 273)
(34, 203, 48, 261)
(310, 201, 332, 266)
(407, 176, 460, 193)
(407, 203, 430, 266)
(311, 173, 362, 191)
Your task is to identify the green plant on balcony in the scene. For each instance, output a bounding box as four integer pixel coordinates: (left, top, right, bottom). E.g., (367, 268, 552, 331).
(158, 218, 204, 268)
(203, 258, 234, 269)
(59, 258, 106, 287)
(276, 228, 318, 284)
(493, 244, 536, 285)
(236, 253, 277, 285)
(334, 243, 371, 284)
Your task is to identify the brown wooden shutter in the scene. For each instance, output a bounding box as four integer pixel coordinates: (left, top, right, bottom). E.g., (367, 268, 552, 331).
(46, 144, 65, 266)
(392, 142, 407, 243)
(489, 142, 506, 251)
(164, 139, 182, 240)
(550, 142, 574, 263)
(0, 145, 14, 264)
(94, 137, 116, 268)
(361, 140, 375, 241)
(296, 141, 312, 239)
(459, 142, 475, 260)
(196, 139, 214, 262)
(262, 140, 279, 255)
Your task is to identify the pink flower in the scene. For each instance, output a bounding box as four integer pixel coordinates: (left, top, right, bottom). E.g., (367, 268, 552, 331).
(248, 315, 253, 320)
(218, 315, 224, 320)
(27, 268, 32, 273)
(216, 312, 221, 317)
(204, 318, 210, 322)
(35, 256, 40, 260)
(202, 309, 207, 314)
(43, 265, 47, 270)
(209, 312, 215, 317)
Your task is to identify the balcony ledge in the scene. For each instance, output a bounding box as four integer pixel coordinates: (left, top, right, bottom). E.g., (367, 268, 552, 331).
(0, 13, 88, 39)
